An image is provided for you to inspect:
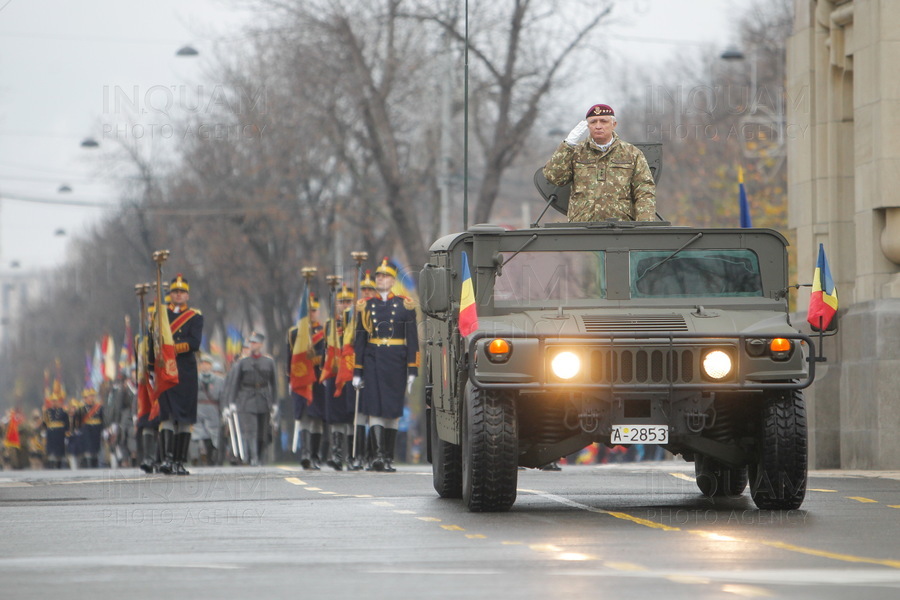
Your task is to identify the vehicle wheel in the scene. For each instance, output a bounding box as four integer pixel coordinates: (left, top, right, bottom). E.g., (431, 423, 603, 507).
(462, 387, 518, 512)
(749, 388, 807, 510)
(694, 455, 748, 497)
(431, 405, 462, 499)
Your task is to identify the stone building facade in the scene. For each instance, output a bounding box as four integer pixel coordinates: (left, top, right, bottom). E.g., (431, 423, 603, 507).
(788, 0, 900, 468)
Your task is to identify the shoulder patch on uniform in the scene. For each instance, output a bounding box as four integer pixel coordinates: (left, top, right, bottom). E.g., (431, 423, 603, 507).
(403, 296, 417, 310)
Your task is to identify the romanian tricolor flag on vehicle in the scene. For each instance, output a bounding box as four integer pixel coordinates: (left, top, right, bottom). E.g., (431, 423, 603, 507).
(458, 251, 478, 337)
(807, 243, 838, 331)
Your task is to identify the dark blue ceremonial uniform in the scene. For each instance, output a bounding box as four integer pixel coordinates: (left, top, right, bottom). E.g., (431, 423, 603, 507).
(43, 406, 69, 460)
(158, 305, 203, 424)
(353, 293, 419, 420)
(81, 400, 104, 458)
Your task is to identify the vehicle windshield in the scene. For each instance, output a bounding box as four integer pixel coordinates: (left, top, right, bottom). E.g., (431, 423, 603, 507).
(495, 251, 605, 306)
(631, 249, 763, 298)
(492, 248, 763, 307)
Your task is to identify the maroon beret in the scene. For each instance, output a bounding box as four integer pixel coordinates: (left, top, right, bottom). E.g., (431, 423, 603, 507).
(586, 103, 615, 118)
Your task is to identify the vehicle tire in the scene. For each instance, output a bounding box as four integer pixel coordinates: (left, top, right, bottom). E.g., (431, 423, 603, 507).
(749, 388, 807, 510)
(694, 455, 748, 497)
(462, 387, 518, 512)
(431, 405, 462, 499)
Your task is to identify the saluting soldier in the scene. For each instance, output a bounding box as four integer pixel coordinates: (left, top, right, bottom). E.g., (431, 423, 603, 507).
(43, 394, 70, 469)
(157, 274, 204, 475)
(352, 258, 419, 472)
(287, 295, 328, 469)
(225, 333, 277, 466)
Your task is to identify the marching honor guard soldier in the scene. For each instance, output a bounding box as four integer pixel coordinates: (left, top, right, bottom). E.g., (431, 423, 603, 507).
(352, 258, 419, 472)
(288, 295, 328, 469)
(225, 333, 277, 466)
(323, 284, 356, 470)
(81, 389, 104, 468)
(137, 302, 161, 473)
(157, 274, 204, 475)
(350, 270, 377, 468)
(43, 394, 69, 469)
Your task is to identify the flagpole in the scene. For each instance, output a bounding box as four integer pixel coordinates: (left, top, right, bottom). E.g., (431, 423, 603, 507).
(349, 250, 368, 460)
(134, 283, 150, 379)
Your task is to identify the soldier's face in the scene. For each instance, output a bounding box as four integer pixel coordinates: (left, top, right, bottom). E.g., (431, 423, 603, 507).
(170, 289, 189, 305)
(587, 115, 616, 145)
(375, 273, 395, 293)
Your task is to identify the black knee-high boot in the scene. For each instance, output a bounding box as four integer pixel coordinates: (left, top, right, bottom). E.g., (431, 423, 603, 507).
(370, 425, 386, 472)
(174, 432, 191, 475)
(383, 428, 398, 473)
(299, 430, 314, 470)
(330, 430, 346, 471)
(310, 432, 323, 469)
(159, 429, 174, 475)
(140, 430, 158, 473)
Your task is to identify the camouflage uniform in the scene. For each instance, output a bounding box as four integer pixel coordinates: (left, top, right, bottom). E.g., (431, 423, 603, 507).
(543, 133, 656, 222)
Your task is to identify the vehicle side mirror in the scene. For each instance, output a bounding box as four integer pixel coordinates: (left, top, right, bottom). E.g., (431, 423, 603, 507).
(420, 264, 451, 317)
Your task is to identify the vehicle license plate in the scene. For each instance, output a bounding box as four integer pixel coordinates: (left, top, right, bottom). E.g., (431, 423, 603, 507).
(610, 425, 668, 445)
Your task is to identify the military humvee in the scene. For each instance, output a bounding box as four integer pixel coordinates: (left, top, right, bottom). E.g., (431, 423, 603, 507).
(420, 150, 826, 513)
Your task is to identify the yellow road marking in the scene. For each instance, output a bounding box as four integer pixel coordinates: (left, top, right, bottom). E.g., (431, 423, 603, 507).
(372, 501, 394, 507)
(466, 534, 487, 539)
(846, 496, 878, 503)
(416, 517, 441, 522)
(353, 494, 373, 498)
(721, 583, 772, 597)
(604, 561, 647, 571)
(667, 574, 711, 584)
(277, 466, 303, 472)
(304, 487, 321, 491)
(393, 510, 416, 514)
(669, 472, 696, 482)
(808, 488, 837, 492)
(441, 525, 465, 531)
(319, 491, 337, 495)
(520, 488, 900, 569)
(529, 544, 562, 552)
(284, 477, 306, 486)
(501, 541, 523, 545)
(888, 505, 900, 509)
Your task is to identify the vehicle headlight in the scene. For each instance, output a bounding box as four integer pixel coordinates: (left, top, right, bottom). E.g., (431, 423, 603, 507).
(551, 351, 581, 380)
(702, 349, 733, 380)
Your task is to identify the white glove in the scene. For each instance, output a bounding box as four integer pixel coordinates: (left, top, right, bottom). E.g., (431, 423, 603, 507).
(352, 375, 363, 389)
(406, 375, 416, 395)
(564, 120, 588, 146)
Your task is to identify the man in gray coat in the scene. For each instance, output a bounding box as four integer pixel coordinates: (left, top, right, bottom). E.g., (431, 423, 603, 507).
(194, 355, 225, 465)
(226, 332, 277, 466)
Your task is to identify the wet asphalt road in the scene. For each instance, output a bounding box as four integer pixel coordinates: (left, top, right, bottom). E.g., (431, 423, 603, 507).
(2, 462, 900, 599)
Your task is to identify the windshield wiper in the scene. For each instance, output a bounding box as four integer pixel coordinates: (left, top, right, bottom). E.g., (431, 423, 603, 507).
(641, 232, 703, 275)
(493, 234, 539, 276)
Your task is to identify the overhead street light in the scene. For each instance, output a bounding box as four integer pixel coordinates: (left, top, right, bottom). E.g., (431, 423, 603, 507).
(80, 137, 99, 148)
(176, 45, 199, 57)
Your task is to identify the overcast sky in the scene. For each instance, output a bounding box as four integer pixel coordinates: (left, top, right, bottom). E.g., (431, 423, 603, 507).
(0, 0, 739, 272)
